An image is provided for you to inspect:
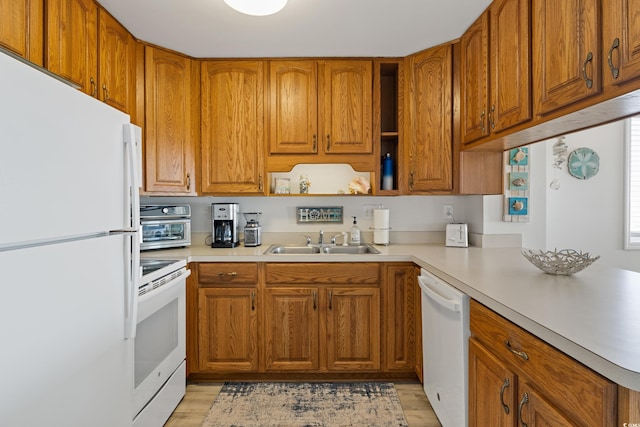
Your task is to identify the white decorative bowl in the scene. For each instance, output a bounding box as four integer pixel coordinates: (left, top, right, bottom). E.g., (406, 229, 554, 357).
(521, 249, 599, 275)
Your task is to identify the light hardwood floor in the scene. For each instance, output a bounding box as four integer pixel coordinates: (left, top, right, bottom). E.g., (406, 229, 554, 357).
(165, 382, 442, 427)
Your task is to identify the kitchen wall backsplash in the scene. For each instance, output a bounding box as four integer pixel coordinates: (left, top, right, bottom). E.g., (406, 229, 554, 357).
(140, 195, 466, 245)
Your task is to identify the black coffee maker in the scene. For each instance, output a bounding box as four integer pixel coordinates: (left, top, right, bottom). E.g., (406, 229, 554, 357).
(212, 203, 240, 248)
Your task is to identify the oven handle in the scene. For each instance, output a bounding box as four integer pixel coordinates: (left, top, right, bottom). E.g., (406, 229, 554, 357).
(138, 269, 192, 306)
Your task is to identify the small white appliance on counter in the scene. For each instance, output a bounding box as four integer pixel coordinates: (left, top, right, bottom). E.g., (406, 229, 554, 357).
(0, 50, 140, 426)
(445, 223, 469, 247)
(418, 268, 470, 427)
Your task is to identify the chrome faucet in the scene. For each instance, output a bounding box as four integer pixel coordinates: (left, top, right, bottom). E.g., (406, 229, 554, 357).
(318, 230, 324, 245)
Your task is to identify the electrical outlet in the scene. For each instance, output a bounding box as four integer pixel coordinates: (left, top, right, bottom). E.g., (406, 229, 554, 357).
(362, 204, 376, 219)
(443, 204, 454, 219)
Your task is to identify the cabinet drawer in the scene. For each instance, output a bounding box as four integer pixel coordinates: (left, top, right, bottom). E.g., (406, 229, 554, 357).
(198, 263, 258, 285)
(470, 300, 616, 425)
(265, 263, 379, 285)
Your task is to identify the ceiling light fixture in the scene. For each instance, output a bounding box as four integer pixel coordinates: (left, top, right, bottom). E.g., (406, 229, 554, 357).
(224, 0, 288, 16)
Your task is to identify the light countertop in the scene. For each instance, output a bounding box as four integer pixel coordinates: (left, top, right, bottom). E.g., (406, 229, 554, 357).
(143, 242, 640, 391)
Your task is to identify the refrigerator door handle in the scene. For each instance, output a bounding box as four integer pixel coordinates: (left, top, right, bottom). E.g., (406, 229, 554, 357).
(124, 232, 139, 340)
(123, 124, 141, 231)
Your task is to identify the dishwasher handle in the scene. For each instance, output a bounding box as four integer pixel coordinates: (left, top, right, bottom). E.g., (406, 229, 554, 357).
(418, 275, 461, 312)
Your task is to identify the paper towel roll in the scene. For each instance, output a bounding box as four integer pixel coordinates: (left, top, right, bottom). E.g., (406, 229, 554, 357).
(373, 208, 390, 245)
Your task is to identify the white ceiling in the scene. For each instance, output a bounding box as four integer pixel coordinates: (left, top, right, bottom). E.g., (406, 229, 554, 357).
(98, 0, 492, 58)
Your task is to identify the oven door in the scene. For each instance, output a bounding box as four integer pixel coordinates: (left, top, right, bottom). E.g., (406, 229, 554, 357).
(133, 271, 189, 418)
(140, 219, 191, 250)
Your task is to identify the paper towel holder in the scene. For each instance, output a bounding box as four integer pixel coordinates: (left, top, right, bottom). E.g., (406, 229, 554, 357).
(369, 226, 392, 246)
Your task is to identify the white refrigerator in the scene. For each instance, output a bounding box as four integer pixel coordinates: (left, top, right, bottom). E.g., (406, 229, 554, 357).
(0, 51, 140, 426)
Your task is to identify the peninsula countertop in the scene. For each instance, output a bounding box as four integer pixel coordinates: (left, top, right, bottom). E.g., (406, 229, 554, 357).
(143, 242, 640, 391)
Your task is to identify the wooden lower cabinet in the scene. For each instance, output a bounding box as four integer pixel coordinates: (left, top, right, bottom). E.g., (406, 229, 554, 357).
(264, 263, 380, 373)
(196, 263, 259, 373)
(190, 261, 417, 378)
(469, 300, 617, 426)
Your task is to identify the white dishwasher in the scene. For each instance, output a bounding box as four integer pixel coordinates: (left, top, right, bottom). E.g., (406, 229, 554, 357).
(418, 268, 470, 427)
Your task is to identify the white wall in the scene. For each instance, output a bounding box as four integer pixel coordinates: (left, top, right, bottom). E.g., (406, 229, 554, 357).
(142, 194, 469, 240)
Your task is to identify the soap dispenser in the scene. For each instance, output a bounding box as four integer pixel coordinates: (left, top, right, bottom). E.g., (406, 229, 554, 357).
(350, 216, 361, 245)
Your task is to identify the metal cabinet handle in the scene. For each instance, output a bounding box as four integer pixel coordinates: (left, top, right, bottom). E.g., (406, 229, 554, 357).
(518, 392, 529, 427)
(480, 110, 486, 133)
(312, 290, 317, 310)
(312, 134, 317, 152)
(102, 84, 109, 101)
(258, 174, 263, 192)
(328, 290, 333, 310)
(186, 173, 191, 191)
(90, 77, 97, 97)
(217, 271, 238, 276)
(409, 171, 414, 190)
(489, 105, 496, 130)
(500, 377, 510, 414)
(326, 134, 331, 151)
(251, 291, 255, 311)
(608, 38, 620, 79)
(505, 340, 529, 360)
(582, 51, 594, 89)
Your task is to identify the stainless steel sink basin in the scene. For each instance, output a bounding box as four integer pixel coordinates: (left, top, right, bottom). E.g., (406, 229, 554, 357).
(321, 245, 380, 254)
(264, 245, 321, 254)
(264, 244, 380, 255)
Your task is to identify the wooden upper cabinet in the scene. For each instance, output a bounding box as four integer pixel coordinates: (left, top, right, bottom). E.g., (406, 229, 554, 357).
(489, 0, 531, 133)
(461, 0, 531, 145)
(201, 61, 265, 195)
(321, 60, 373, 154)
(144, 47, 198, 195)
(0, 0, 43, 65)
(460, 13, 489, 144)
(533, 0, 600, 115)
(406, 44, 453, 193)
(603, 0, 640, 87)
(269, 60, 318, 154)
(97, 9, 135, 113)
(268, 60, 372, 156)
(45, 0, 98, 96)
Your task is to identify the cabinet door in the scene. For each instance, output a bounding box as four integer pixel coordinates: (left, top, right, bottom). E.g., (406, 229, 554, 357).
(468, 339, 516, 427)
(144, 47, 198, 194)
(201, 61, 265, 194)
(326, 287, 380, 371)
(263, 287, 319, 371)
(517, 383, 575, 427)
(383, 263, 415, 372)
(533, 0, 600, 115)
(0, 0, 43, 65)
(98, 9, 135, 114)
(198, 287, 258, 372)
(460, 12, 489, 144)
(603, 0, 640, 87)
(269, 60, 318, 154)
(45, 0, 98, 95)
(489, 0, 531, 133)
(320, 60, 373, 154)
(406, 44, 453, 193)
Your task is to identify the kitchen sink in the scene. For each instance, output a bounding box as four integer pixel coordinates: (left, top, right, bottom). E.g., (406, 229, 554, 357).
(264, 244, 380, 255)
(321, 245, 380, 254)
(264, 245, 322, 254)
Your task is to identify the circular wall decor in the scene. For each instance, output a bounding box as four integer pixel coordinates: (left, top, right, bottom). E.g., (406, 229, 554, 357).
(568, 147, 600, 180)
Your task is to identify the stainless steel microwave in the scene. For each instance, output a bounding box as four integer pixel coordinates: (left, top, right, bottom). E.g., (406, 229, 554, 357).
(140, 205, 191, 251)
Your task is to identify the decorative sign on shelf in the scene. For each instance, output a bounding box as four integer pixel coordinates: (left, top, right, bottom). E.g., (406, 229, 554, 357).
(296, 206, 344, 224)
(504, 147, 530, 222)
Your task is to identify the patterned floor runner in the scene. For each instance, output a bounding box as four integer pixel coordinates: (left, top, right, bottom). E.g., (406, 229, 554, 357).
(201, 382, 409, 427)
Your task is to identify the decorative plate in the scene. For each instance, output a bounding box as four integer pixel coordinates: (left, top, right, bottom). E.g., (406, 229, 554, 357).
(568, 147, 599, 180)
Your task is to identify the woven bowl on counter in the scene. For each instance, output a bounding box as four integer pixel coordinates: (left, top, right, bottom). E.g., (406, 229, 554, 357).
(521, 249, 600, 275)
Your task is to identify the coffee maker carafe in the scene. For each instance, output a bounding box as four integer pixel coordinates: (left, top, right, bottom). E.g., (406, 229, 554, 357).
(212, 203, 240, 248)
